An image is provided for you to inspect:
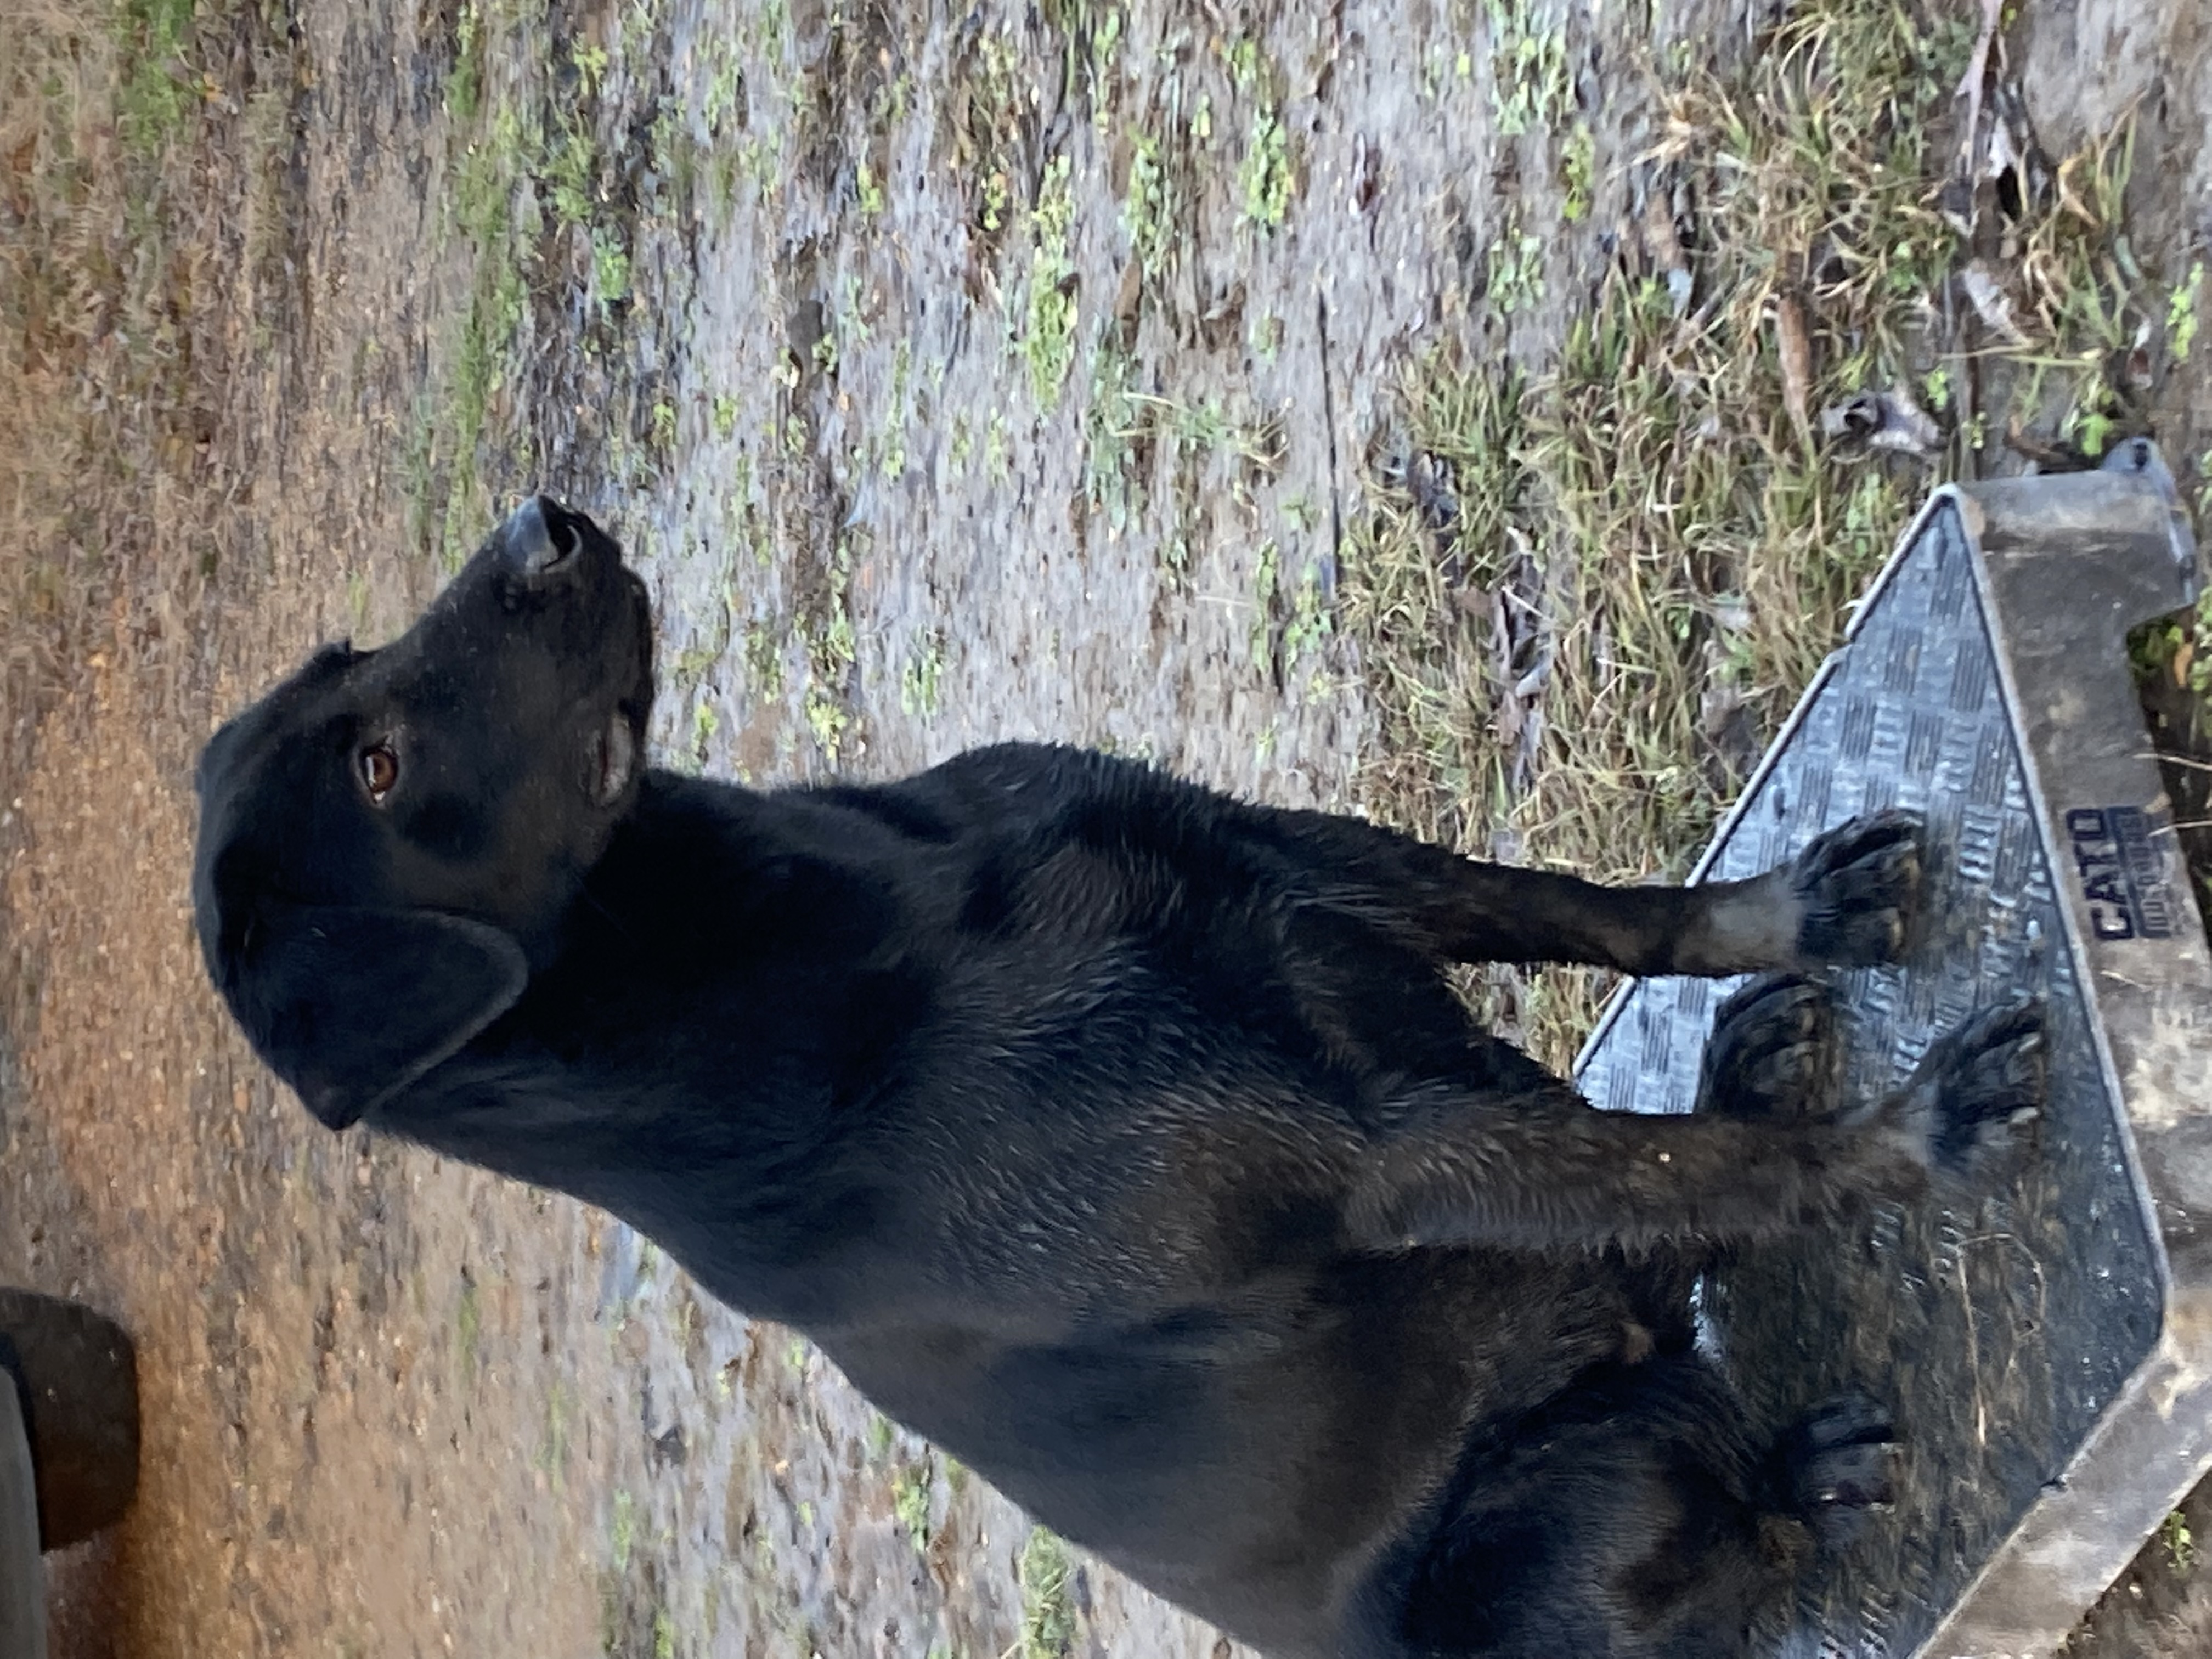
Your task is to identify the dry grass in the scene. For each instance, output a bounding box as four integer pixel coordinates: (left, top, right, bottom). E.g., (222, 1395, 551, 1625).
(2, 1, 136, 753)
(1341, 0, 2198, 1069)
(0, 0, 298, 799)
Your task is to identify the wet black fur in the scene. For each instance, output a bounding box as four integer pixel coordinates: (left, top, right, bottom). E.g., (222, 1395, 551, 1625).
(191, 500, 2036, 1659)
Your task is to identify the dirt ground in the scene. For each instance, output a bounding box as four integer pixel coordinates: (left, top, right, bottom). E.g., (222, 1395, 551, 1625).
(3, 0, 2211, 1655)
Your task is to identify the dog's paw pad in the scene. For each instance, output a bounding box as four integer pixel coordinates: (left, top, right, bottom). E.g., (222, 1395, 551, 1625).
(1697, 974, 1841, 1122)
(1790, 810, 1925, 968)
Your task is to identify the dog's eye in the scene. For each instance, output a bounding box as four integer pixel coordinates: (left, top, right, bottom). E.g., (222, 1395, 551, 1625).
(359, 743, 399, 804)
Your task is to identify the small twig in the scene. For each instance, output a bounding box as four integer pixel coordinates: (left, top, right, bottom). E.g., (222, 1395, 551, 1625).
(1317, 289, 1345, 575)
(1954, 0, 2004, 182)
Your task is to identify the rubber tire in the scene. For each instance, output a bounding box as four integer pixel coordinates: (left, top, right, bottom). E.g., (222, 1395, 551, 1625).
(0, 1289, 138, 1550)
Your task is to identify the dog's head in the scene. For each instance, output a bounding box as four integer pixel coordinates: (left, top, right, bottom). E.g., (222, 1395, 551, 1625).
(194, 498, 656, 1130)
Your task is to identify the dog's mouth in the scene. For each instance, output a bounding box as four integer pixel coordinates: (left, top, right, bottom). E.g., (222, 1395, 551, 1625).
(588, 708, 639, 806)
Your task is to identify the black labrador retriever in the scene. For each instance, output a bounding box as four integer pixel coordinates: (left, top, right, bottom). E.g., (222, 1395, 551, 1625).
(192, 498, 2041, 1659)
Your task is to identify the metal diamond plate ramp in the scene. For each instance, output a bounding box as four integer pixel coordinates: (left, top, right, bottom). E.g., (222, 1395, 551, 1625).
(1575, 441, 2212, 1659)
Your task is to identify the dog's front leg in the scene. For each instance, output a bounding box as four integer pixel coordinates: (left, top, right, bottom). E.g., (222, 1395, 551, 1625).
(1344, 1001, 2043, 1254)
(1424, 810, 1927, 975)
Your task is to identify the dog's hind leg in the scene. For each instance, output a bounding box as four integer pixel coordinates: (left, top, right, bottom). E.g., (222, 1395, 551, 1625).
(1351, 1357, 1887, 1659)
(1345, 998, 2043, 1254)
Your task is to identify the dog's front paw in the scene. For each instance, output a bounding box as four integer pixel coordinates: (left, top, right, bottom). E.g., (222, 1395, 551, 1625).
(1776, 1391, 1897, 1551)
(1696, 974, 1841, 1122)
(1788, 810, 1925, 967)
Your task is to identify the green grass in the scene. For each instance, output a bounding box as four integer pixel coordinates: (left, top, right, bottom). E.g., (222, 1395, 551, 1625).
(116, 0, 201, 154)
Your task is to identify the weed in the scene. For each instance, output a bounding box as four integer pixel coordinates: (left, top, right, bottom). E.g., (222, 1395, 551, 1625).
(900, 631, 946, 719)
(1485, 0, 1572, 139)
(1284, 562, 1334, 667)
(856, 160, 885, 217)
(946, 21, 1029, 247)
(1083, 328, 1144, 535)
(701, 40, 742, 136)
(891, 1460, 932, 1551)
(1229, 45, 1294, 234)
(1018, 1527, 1077, 1658)
(1250, 538, 1281, 674)
(573, 42, 610, 93)
(1239, 109, 1293, 231)
(611, 1490, 637, 1572)
(592, 228, 633, 311)
(445, 0, 484, 123)
(805, 689, 850, 758)
(690, 698, 720, 763)
(2171, 260, 2204, 362)
(1124, 131, 1175, 276)
(1486, 221, 1545, 315)
(2165, 1508, 2197, 1575)
(800, 545, 859, 763)
(544, 114, 599, 229)
(713, 394, 740, 439)
(1560, 122, 1595, 222)
(1022, 154, 1081, 404)
(1043, 0, 1124, 124)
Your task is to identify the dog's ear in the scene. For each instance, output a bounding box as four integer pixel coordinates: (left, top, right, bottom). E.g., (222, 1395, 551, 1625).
(222, 905, 528, 1130)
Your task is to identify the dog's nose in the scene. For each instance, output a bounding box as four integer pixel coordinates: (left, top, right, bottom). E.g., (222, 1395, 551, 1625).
(498, 496, 567, 577)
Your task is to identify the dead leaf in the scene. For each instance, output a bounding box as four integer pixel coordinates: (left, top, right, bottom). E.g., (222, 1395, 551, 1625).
(1819, 387, 1941, 458)
(1961, 259, 2030, 345)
